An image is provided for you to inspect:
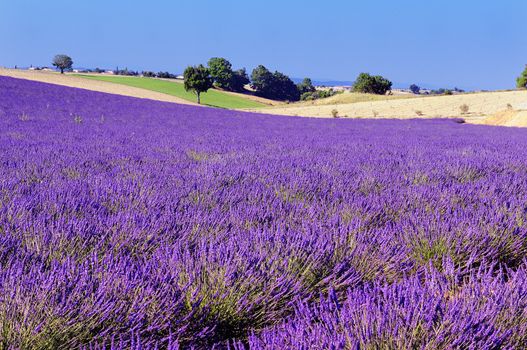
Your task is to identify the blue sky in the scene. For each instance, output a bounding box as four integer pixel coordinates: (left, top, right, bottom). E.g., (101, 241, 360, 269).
(1, 0, 526, 90)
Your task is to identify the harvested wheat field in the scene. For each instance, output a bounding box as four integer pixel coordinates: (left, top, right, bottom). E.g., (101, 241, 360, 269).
(257, 90, 527, 123)
(0, 69, 196, 105)
(476, 109, 527, 127)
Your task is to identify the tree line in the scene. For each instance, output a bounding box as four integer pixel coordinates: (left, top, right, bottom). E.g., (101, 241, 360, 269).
(184, 57, 393, 104)
(50, 54, 527, 105)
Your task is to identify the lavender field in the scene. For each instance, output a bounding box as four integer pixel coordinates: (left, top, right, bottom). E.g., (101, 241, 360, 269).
(1, 75, 527, 349)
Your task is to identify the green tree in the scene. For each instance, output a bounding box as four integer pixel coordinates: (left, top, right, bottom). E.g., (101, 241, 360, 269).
(183, 65, 213, 104)
(250, 65, 300, 101)
(231, 68, 250, 92)
(409, 84, 420, 94)
(272, 72, 300, 101)
(52, 54, 73, 74)
(208, 57, 234, 90)
(297, 78, 316, 95)
(517, 65, 527, 89)
(251, 65, 274, 94)
(353, 73, 392, 95)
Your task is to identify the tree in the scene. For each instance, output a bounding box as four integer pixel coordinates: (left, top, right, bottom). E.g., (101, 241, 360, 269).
(52, 54, 73, 74)
(250, 65, 300, 101)
(517, 65, 527, 89)
(297, 78, 316, 95)
(231, 68, 250, 92)
(251, 65, 274, 94)
(353, 73, 392, 95)
(183, 65, 213, 104)
(409, 84, 420, 94)
(271, 72, 300, 101)
(208, 57, 234, 90)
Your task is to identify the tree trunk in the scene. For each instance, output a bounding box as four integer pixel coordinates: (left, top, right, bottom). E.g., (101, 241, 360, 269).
(197, 92, 201, 104)
(60, 68, 64, 74)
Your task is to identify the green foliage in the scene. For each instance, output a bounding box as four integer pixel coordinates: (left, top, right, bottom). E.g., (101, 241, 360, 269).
(230, 68, 250, 92)
(114, 67, 139, 76)
(208, 57, 234, 90)
(430, 88, 462, 95)
(352, 73, 392, 95)
(206, 58, 249, 93)
(184, 65, 213, 104)
(142, 71, 156, 77)
(409, 84, 420, 94)
(517, 65, 527, 89)
(300, 89, 339, 101)
(156, 71, 177, 79)
(250, 65, 300, 101)
(272, 72, 300, 101)
(297, 78, 316, 95)
(52, 54, 73, 74)
(251, 65, 274, 94)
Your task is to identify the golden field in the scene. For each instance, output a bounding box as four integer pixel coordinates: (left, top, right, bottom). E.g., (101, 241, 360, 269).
(253, 90, 527, 126)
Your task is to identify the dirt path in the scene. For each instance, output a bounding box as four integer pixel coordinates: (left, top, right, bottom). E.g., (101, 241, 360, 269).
(0, 69, 197, 106)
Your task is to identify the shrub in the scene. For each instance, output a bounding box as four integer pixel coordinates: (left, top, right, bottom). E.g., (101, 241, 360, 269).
(460, 104, 469, 114)
(331, 109, 339, 118)
(114, 68, 139, 76)
(156, 71, 177, 79)
(353, 73, 392, 95)
(297, 78, 316, 95)
(301, 89, 339, 101)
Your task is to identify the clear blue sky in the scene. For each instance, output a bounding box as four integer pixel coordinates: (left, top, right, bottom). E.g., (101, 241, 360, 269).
(1, 0, 526, 90)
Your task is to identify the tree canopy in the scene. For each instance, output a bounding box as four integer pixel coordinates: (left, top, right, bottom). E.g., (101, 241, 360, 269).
(409, 84, 421, 94)
(52, 54, 73, 74)
(250, 65, 300, 101)
(230, 68, 250, 92)
(208, 57, 234, 90)
(297, 78, 316, 95)
(353, 73, 392, 95)
(183, 65, 213, 104)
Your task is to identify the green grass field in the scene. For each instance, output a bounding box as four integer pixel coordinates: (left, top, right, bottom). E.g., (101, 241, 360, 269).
(75, 75, 266, 109)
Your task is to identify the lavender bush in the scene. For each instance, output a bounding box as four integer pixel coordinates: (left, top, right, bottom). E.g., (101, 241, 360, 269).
(0, 76, 526, 349)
